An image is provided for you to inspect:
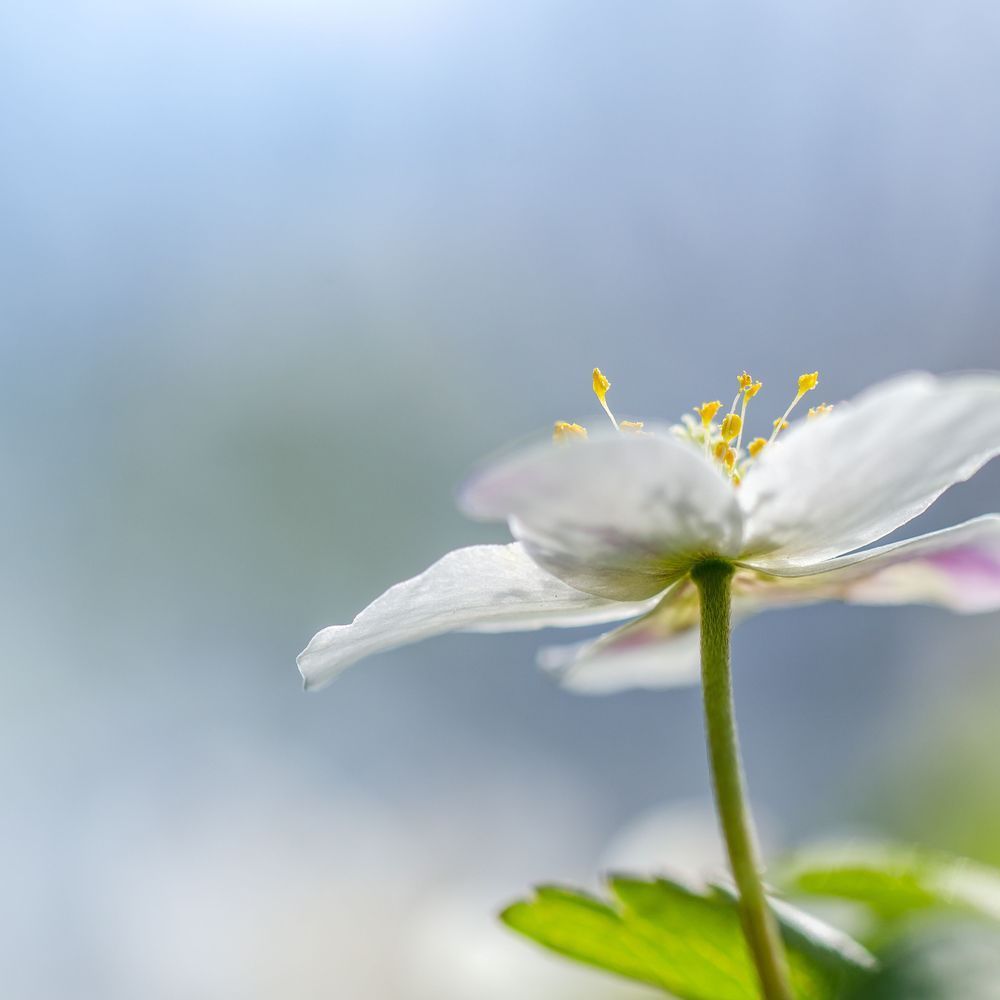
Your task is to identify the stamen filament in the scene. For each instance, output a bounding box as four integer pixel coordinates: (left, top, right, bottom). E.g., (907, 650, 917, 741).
(736, 396, 749, 453)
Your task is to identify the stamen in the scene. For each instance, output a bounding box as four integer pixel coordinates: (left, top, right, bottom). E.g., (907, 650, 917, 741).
(767, 370, 819, 444)
(553, 421, 588, 444)
(695, 400, 722, 427)
(592, 367, 619, 430)
(694, 400, 723, 459)
(564, 366, 824, 487)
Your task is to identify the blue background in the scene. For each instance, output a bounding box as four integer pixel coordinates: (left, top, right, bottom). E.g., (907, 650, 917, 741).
(4, 2, 1000, 997)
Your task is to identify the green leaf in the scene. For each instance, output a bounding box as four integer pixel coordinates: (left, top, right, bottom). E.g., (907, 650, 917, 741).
(500, 875, 875, 999)
(780, 842, 1000, 923)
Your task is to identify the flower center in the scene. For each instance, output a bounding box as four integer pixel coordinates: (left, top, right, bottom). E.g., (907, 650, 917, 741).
(554, 367, 831, 486)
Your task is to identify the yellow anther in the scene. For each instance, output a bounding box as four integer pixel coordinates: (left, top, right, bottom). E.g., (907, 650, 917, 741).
(592, 367, 611, 402)
(808, 403, 833, 419)
(732, 471, 742, 486)
(748, 437, 767, 457)
(592, 367, 618, 429)
(773, 418, 789, 431)
(798, 371, 819, 394)
(723, 447, 736, 471)
(744, 380, 762, 400)
(553, 421, 588, 443)
(713, 440, 728, 460)
(695, 400, 723, 427)
(620, 420, 644, 433)
(737, 371, 754, 391)
(720, 413, 742, 442)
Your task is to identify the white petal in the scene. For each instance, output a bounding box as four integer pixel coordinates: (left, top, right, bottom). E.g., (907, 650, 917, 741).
(297, 543, 647, 690)
(460, 429, 744, 601)
(539, 629, 702, 694)
(739, 372, 1000, 569)
(538, 581, 704, 693)
(743, 515, 1000, 613)
(538, 514, 1000, 695)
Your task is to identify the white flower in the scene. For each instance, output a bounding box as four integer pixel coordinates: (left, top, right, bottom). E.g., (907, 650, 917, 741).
(298, 370, 1000, 693)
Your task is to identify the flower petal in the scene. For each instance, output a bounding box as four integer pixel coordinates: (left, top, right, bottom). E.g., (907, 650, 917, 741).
(744, 515, 1000, 613)
(538, 515, 1000, 695)
(537, 580, 704, 693)
(739, 373, 1000, 569)
(539, 629, 703, 694)
(297, 543, 649, 690)
(460, 430, 744, 601)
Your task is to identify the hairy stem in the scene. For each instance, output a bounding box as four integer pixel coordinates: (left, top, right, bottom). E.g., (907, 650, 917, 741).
(692, 560, 793, 1000)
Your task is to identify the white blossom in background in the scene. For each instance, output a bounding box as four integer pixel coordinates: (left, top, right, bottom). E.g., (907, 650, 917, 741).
(600, 800, 733, 885)
(299, 370, 1000, 693)
(402, 883, 657, 1000)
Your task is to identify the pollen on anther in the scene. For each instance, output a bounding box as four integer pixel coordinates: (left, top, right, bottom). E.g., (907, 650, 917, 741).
(723, 447, 736, 471)
(592, 368, 611, 402)
(553, 421, 587, 443)
(720, 413, 742, 442)
(737, 371, 754, 391)
(744, 381, 762, 400)
(695, 400, 722, 427)
(808, 403, 833, 419)
(713, 440, 728, 460)
(773, 418, 789, 431)
(798, 371, 819, 394)
(748, 437, 767, 457)
(620, 420, 644, 433)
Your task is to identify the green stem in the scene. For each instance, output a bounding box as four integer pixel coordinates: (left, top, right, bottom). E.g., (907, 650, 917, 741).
(692, 560, 794, 1000)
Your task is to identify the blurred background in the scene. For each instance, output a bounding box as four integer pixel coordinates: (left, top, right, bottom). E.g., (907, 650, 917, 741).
(4, 1, 1000, 997)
